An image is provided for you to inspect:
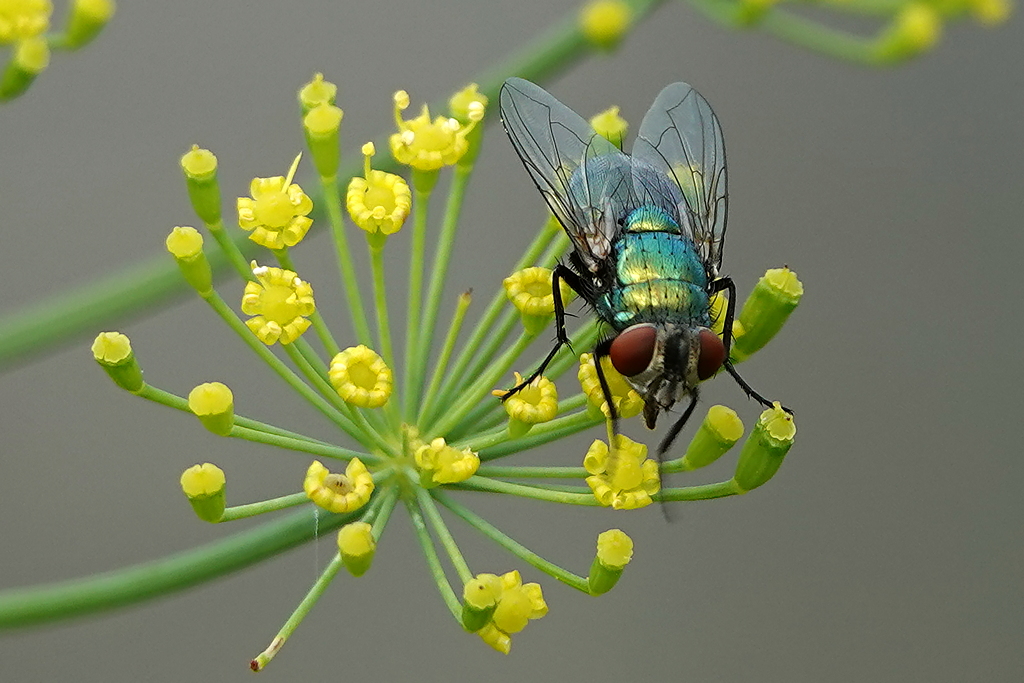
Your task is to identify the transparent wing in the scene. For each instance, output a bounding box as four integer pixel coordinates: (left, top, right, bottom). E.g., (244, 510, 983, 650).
(633, 82, 729, 274)
(499, 77, 636, 272)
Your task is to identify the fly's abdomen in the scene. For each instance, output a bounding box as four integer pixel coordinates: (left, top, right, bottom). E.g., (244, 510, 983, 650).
(596, 229, 710, 330)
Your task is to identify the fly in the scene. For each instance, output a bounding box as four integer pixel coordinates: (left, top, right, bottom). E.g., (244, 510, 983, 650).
(498, 77, 788, 460)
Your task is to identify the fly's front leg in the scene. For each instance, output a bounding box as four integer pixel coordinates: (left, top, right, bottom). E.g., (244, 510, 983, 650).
(709, 277, 791, 413)
(502, 263, 583, 399)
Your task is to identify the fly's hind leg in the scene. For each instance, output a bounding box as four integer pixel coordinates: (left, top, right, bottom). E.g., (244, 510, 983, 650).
(709, 276, 792, 414)
(501, 263, 584, 399)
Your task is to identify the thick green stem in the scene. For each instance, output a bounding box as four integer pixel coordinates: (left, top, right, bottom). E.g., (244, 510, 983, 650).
(0, 506, 356, 628)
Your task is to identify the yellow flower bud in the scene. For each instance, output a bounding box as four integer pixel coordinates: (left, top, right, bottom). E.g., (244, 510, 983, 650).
(188, 382, 234, 436)
(180, 463, 226, 523)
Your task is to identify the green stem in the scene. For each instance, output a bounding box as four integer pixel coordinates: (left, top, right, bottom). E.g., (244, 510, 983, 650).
(204, 218, 254, 281)
(323, 177, 374, 347)
(658, 480, 743, 501)
(410, 165, 474, 419)
(432, 491, 589, 592)
(467, 409, 599, 460)
(417, 488, 473, 585)
(426, 330, 538, 438)
(0, 505, 357, 628)
(220, 493, 310, 521)
(452, 476, 599, 506)
(418, 290, 472, 425)
(251, 553, 345, 672)
(402, 185, 432, 420)
(405, 496, 462, 622)
(133, 384, 370, 461)
(474, 465, 588, 479)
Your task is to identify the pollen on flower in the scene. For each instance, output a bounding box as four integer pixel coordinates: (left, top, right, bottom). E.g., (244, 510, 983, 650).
(329, 345, 393, 408)
(0, 0, 52, 43)
(493, 372, 558, 425)
(577, 352, 644, 420)
(584, 434, 660, 509)
(346, 142, 412, 235)
(470, 571, 547, 654)
(303, 459, 374, 513)
(236, 160, 314, 249)
(415, 437, 479, 486)
(389, 89, 481, 171)
(241, 262, 315, 345)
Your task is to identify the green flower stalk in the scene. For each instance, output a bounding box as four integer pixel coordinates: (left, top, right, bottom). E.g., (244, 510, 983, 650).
(75, 70, 811, 668)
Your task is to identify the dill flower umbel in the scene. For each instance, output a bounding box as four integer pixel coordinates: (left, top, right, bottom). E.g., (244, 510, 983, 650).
(92, 73, 801, 671)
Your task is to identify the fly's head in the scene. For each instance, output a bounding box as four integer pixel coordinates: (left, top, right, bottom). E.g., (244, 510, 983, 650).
(608, 322, 726, 428)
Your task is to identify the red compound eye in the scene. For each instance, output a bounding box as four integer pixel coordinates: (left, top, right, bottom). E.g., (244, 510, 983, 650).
(609, 325, 656, 377)
(697, 328, 726, 380)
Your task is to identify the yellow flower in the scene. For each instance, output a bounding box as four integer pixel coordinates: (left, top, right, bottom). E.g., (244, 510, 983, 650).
(579, 0, 632, 50)
(389, 89, 482, 171)
(577, 352, 644, 420)
(303, 459, 374, 513)
(595, 528, 634, 569)
(503, 266, 575, 335)
(590, 105, 628, 149)
(415, 437, 479, 486)
(0, 0, 52, 44)
(493, 372, 558, 426)
(237, 156, 314, 249)
(347, 142, 412, 235)
(471, 570, 547, 654)
(298, 72, 337, 110)
(584, 434, 660, 509)
(241, 262, 315, 345)
(329, 345, 393, 409)
(589, 529, 634, 594)
(503, 266, 573, 317)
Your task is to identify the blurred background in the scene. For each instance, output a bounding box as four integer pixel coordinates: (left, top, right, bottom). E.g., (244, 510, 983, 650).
(1, 1, 1020, 681)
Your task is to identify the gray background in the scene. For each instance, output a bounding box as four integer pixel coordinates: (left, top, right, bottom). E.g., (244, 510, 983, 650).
(1, 1, 1021, 681)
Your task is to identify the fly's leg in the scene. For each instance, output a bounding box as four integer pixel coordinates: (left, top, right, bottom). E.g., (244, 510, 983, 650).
(657, 390, 699, 459)
(502, 263, 583, 399)
(710, 277, 792, 414)
(655, 390, 699, 520)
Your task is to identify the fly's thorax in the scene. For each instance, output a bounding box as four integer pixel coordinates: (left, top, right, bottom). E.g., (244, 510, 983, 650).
(608, 322, 725, 429)
(594, 230, 711, 330)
